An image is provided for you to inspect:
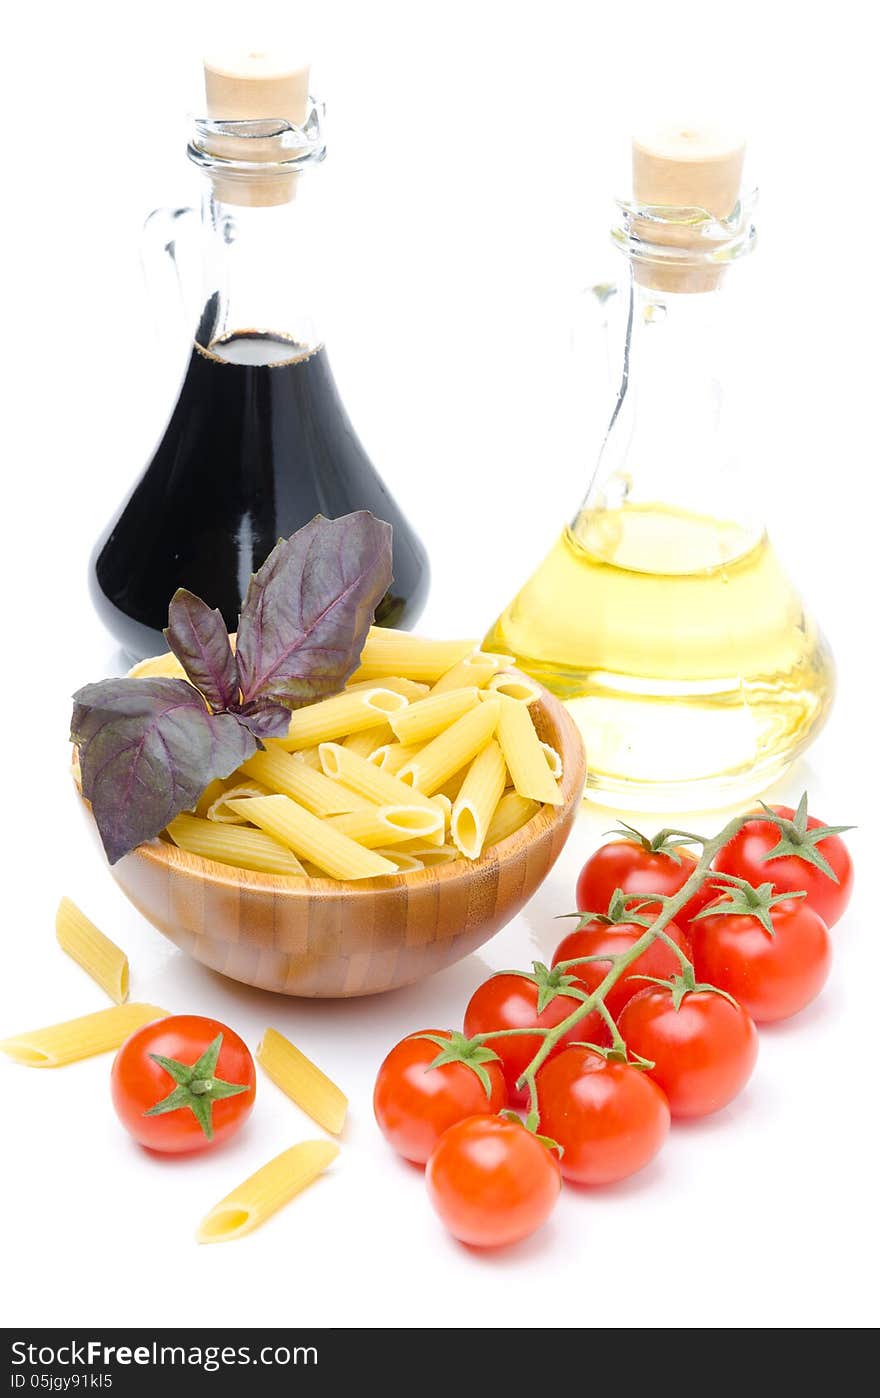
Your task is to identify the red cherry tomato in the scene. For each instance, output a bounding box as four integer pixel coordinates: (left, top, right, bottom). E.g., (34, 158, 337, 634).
(536, 1046, 670, 1185)
(552, 919, 692, 1018)
(714, 804, 853, 928)
(425, 1116, 561, 1248)
(373, 1030, 507, 1165)
(463, 972, 605, 1105)
(576, 837, 714, 927)
(691, 896, 831, 1023)
(617, 986, 758, 1118)
(111, 1015, 256, 1154)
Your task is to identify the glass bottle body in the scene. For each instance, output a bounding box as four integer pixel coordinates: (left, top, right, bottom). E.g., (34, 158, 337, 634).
(486, 205, 835, 808)
(90, 112, 429, 660)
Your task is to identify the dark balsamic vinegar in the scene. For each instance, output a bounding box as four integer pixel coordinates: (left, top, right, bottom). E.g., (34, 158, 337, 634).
(90, 332, 430, 659)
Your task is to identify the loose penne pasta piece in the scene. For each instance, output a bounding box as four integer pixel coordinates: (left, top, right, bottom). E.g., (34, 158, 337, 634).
(539, 741, 563, 780)
(433, 768, 469, 803)
(342, 727, 390, 760)
(275, 687, 409, 751)
(291, 746, 323, 770)
(206, 780, 270, 823)
(240, 749, 370, 817)
(395, 842, 460, 867)
(55, 897, 129, 1004)
(486, 671, 543, 704)
(430, 652, 514, 694)
(484, 791, 541, 846)
(368, 742, 421, 774)
(398, 699, 501, 795)
(197, 1139, 339, 1244)
(227, 795, 397, 881)
(318, 743, 439, 816)
(0, 1003, 168, 1068)
(349, 628, 476, 683)
(257, 1027, 348, 1133)
(451, 740, 507, 860)
(167, 813, 307, 876)
(327, 804, 443, 848)
(195, 775, 233, 818)
(373, 849, 426, 872)
(345, 676, 430, 701)
(128, 651, 187, 680)
(388, 687, 480, 746)
(495, 695, 563, 804)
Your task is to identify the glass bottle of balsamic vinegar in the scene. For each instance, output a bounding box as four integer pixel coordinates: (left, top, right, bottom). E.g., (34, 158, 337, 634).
(486, 123, 835, 809)
(90, 53, 430, 660)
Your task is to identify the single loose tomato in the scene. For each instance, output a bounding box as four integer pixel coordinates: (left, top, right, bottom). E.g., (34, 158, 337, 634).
(536, 1046, 670, 1185)
(426, 1116, 561, 1247)
(373, 1030, 507, 1165)
(713, 799, 853, 928)
(552, 919, 692, 1018)
(111, 1014, 256, 1153)
(576, 832, 714, 927)
(463, 969, 604, 1105)
(617, 984, 758, 1118)
(691, 894, 831, 1023)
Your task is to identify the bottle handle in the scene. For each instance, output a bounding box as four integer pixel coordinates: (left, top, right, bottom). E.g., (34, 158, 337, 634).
(140, 205, 201, 366)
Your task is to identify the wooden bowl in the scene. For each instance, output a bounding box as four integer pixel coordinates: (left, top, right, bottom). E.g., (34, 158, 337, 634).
(101, 688, 585, 998)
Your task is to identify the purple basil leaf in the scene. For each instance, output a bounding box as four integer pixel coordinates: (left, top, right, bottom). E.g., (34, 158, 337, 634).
(71, 678, 257, 864)
(164, 588, 239, 710)
(235, 512, 393, 709)
(233, 699, 293, 740)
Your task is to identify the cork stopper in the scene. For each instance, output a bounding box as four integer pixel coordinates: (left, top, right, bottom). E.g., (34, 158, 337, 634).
(631, 121, 746, 292)
(202, 50, 312, 207)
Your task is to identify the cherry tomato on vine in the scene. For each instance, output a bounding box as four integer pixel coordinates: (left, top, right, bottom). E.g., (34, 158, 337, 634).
(576, 829, 714, 927)
(463, 969, 604, 1104)
(373, 1030, 507, 1165)
(536, 1046, 670, 1185)
(111, 1014, 256, 1153)
(552, 918, 692, 1018)
(617, 983, 758, 1118)
(691, 892, 831, 1023)
(713, 798, 853, 928)
(425, 1115, 561, 1247)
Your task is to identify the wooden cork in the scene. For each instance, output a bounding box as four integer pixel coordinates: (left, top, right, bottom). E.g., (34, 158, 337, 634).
(202, 50, 311, 207)
(631, 121, 746, 292)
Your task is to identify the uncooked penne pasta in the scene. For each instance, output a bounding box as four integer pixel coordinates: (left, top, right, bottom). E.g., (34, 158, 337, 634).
(374, 849, 425, 872)
(486, 671, 543, 704)
(389, 687, 480, 746)
(327, 804, 443, 848)
(484, 791, 541, 846)
(293, 746, 323, 770)
(368, 742, 421, 774)
(167, 813, 307, 876)
(0, 1003, 168, 1068)
(197, 1139, 339, 1244)
(240, 748, 369, 817)
(128, 651, 186, 680)
(430, 652, 514, 694)
(275, 687, 409, 751)
(342, 727, 390, 760)
(396, 842, 460, 867)
(349, 628, 476, 683)
(345, 676, 430, 701)
(257, 1027, 348, 1134)
(55, 897, 129, 1004)
(539, 741, 563, 780)
(433, 768, 469, 803)
(206, 780, 270, 823)
(195, 775, 233, 818)
(451, 740, 507, 860)
(495, 695, 563, 805)
(319, 743, 439, 816)
(398, 698, 501, 795)
(227, 795, 397, 881)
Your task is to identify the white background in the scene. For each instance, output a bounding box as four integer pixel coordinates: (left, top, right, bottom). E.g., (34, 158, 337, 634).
(2, 0, 877, 1331)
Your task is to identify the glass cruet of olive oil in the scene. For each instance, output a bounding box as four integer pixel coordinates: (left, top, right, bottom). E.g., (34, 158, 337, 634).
(90, 51, 430, 660)
(485, 122, 835, 809)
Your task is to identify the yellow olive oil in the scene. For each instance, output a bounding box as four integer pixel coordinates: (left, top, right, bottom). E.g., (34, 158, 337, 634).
(484, 504, 835, 808)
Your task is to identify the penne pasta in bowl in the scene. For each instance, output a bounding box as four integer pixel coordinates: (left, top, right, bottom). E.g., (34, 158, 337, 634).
(77, 631, 585, 999)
